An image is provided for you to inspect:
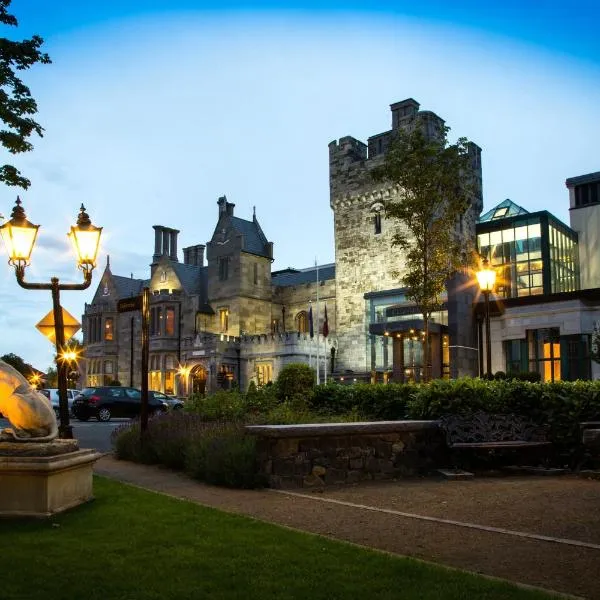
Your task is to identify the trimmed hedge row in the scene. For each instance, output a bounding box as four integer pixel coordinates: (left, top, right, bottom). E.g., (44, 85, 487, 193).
(310, 378, 600, 466)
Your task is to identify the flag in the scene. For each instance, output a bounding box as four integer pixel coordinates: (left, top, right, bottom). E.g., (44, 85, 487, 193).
(322, 304, 329, 338)
(308, 304, 314, 338)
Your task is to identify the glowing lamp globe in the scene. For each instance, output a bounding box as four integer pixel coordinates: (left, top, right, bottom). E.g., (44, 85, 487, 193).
(0, 198, 39, 266)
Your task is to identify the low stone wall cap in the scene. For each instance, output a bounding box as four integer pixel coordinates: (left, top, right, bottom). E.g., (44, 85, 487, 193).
(245, 420, 439, 438)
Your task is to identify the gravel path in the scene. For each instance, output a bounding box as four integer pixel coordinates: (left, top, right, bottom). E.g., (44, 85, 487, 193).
(95, 456, 600, 599)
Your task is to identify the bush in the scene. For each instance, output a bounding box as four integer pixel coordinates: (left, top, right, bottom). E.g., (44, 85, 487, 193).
(112, 413, 263, 488)
(310, 383, 415, 420)
(276, 363, 315, 402)
(185, 389, 247, 421)
(185, 423, 262, 488)
(406, 377, 600, 466)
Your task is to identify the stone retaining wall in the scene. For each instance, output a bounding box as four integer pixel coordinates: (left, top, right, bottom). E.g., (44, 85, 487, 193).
(246, 421, 442, 488)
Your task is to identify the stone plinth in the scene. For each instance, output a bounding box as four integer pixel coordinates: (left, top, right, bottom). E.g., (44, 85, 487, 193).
(246, 420, 443, 489)
(0, 444, 101, 518)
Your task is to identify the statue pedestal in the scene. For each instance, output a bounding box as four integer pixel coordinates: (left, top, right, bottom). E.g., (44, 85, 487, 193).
(0, 440, 101, 517)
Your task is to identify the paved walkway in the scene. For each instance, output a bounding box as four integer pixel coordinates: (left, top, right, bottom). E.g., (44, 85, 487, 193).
(95, 455, 600, 600)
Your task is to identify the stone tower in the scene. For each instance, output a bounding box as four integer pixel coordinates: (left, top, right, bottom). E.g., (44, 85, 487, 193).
(329, 99, 483, 377)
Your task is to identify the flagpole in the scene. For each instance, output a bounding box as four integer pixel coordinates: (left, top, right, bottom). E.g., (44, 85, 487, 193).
(308, 300, 312, 370)
(315, 258, 320, 385)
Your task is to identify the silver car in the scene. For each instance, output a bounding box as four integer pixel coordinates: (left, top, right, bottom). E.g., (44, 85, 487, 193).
(40, 388, 78, 418)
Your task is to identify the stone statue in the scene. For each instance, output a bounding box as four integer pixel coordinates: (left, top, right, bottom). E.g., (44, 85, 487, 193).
(0, 359, 58, 442)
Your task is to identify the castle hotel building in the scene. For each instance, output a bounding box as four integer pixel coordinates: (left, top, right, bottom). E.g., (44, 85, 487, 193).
(81, 100, 600, 393)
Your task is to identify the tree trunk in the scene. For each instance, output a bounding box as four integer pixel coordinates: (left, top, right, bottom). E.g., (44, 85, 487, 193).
(423, 314, 430, 383)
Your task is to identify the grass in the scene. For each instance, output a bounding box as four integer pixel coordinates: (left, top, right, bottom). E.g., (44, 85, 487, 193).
(0, 477, 553, 600)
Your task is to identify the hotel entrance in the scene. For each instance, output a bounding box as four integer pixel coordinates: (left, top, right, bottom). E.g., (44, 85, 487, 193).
(369, 321, 450, 383)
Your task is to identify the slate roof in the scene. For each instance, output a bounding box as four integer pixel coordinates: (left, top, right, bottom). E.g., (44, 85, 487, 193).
(171, 262, 205, 296)
(272, 263, 335, 287)
(478, 199, 529, 223)
(230, 216, 270, 258)
(112, 275, 147, 298)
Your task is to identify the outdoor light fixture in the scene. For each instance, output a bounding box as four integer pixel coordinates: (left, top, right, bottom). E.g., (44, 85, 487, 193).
(476, 256, 496, 377)
(0, 197, 102, 439)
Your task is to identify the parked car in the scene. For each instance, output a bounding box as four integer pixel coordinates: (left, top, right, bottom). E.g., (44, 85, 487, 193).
(149, 391, 185, 411)
(72, 387, 169, 422)
(40, 388, 79, 418)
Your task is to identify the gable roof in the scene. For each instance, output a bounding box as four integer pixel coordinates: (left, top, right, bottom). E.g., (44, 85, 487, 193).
(171, 262, 205, 296)
(112, 275, 147, 298)
(272, 263, 335, 287)
(479, 199, 529, 223)
(229, 216, 271, 258)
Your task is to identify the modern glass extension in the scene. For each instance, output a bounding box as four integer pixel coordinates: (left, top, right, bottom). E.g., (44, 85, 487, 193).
(477, 200, 579, 298)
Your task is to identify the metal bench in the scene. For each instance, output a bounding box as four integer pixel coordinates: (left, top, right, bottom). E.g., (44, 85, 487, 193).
(439, 412, 551, 467)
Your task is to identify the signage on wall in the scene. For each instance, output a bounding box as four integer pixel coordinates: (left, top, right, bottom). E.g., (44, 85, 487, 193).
(117, 296, 142, 313)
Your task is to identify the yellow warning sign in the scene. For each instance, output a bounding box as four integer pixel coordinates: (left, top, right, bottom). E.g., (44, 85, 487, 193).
(35, 308, 81, 344)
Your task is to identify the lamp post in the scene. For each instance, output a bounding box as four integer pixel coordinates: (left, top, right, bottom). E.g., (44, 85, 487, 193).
(0, 198, 102, 439)
(476, 256, 496, 378)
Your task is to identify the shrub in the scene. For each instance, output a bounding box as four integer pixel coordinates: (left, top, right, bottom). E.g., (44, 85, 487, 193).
(184, 423, 263, 488)
(406, 377, 600, 466)
(310, 382, 415, 420)
(185, 389, 247, 422)
(494, 371, 506, 380)
(276, 363, 315, 402)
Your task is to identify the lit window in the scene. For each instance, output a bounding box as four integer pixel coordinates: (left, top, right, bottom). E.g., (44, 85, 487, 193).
(104, 318, 113, 341)
(492, 207, 508, 219)
(296, 311, 308, 333)
(165, 307, 175, 336)
(219, 308, 229, 332)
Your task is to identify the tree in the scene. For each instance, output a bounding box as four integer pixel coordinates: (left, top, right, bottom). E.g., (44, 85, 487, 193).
(372, 118, 477, 381)
(0, 0, 51, 189)
(1, 351, 32, 376)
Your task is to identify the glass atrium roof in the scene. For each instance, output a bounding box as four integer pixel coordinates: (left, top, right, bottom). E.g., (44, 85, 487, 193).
(479, 199, 529, 223)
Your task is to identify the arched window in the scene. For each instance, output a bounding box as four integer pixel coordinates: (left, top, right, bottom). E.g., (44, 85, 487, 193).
(370, 202, 384, 235)
(296, 311, 308, 333)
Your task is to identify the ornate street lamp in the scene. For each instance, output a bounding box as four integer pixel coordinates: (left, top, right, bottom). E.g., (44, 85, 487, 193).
(1, 198, 102, 438)
(476, 256, 496, 377)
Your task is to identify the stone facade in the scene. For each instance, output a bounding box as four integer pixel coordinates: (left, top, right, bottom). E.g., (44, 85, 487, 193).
(82, 99, 484, 394)
(247, 420, 444, 488)
(329, 98, 482, 377)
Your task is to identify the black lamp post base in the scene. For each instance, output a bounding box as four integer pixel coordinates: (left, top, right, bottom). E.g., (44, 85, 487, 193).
(58, 425, 74, 440)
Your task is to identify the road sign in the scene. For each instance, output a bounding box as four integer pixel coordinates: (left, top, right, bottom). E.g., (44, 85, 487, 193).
(118, 295, 142, 313)
(36, 308, 81, 344)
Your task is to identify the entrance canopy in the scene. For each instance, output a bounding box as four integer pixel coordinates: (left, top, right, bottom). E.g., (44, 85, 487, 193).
(369, 319, 447, 337)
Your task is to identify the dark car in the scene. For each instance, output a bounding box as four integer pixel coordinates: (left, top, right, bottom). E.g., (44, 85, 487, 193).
(149, 391, 184, 410)
(72, 387, 168, 422)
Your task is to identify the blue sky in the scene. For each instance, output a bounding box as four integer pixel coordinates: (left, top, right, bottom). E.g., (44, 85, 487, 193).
(1, 0, 599, 370)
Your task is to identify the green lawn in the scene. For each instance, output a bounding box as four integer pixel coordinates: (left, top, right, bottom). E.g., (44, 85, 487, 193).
(0, 477, 552, 600)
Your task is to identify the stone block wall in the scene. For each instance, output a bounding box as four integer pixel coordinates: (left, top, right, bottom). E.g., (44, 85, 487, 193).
(247, 421, 443, 488)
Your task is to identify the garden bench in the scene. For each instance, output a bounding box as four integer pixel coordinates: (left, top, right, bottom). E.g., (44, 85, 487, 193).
(439, 412, 551, 467)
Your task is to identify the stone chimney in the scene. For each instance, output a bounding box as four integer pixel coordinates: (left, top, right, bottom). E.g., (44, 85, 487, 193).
(183, 244, 205, 267)
(152, 225, 180, 263)
(217, 195, 235, 218)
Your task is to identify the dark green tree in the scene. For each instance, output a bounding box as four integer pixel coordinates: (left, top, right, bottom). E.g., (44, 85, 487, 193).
(1, 351, 31, 376)
(372, 118, 477, 381)
(0, 0, 51, 189)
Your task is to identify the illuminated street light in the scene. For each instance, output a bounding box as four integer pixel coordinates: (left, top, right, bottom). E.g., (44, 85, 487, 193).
(1, 198, 102, 438)
(476, 256, 497, 377)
